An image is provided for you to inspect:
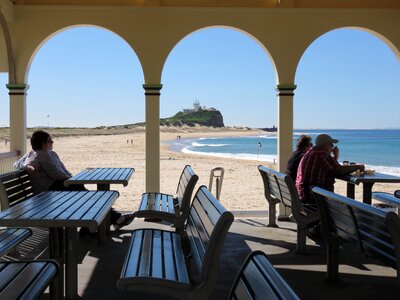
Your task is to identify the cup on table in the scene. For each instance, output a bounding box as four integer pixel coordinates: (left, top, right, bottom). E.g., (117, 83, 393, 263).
(343, 160, 350, 166)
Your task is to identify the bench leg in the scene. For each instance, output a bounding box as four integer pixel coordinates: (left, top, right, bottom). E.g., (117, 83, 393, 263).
(267, 203, 278, 227)
(296, 225, 307, 254)
(327, 240, 339, 282)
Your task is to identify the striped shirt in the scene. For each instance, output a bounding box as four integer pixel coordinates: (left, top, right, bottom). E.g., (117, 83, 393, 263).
(296, 147, 340, 203)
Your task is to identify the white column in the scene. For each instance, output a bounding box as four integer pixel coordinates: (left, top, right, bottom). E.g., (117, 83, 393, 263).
(143, 83, 162, 193)
(7, 83, 29, 155)
(276, 84, 296, 220)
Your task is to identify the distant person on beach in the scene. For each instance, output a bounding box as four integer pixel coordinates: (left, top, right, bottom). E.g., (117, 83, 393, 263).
(14, 130, 134, 230)
(296, 133, 365, 208)
(285, 135, 312, 182)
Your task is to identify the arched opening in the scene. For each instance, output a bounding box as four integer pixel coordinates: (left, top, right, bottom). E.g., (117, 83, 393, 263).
(295, 28, 400, 180)
(26, 26, 146, 207)
(160, 27, 277, 210)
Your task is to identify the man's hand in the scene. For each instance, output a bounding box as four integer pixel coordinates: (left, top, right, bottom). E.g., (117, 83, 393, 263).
(332, 146, 339, 160)
(24, 165, 37, 175)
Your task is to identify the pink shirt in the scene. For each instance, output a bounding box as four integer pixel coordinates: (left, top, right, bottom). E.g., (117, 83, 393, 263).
(296, 147, 340, 202)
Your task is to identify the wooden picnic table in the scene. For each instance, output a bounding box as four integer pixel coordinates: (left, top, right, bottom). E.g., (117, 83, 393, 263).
(336, 172, 400, 205)
(64, 167, 135, 191)
(0, 190, 119, 300)
(65, 167, 135, 238)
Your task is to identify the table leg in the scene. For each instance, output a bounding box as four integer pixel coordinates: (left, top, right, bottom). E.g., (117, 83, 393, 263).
(65, 228, 78, 300)
(363, 183, 374, 205)
(347, 182, 355, 199)
(98, 210, 111, 243)
(49, 228, 64, 300)
(97, 184, 111, 237)
(97, 184, 110, 191)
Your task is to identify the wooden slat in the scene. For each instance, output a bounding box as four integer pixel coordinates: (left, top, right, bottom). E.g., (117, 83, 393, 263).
(171, 232, 189, 283)
(151, 230, 163, 278)
(162, 231, 177, 281)
(138, 229, 153, 277)
(230, 251, 299, 300)
(0, 228, 32, 257)
(0, 261, 57, 299)
(122, 230, 143, 278)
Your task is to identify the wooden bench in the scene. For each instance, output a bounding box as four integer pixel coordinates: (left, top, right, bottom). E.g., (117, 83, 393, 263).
(0, 228, 32, 257)
(313, 187, 400, 282)
(258, 166, 320, 253)
(229, 250, 300, 300)
(133, 165, 199, 231)
(0, 260, 58, 299)
(0, 170, 34, 210)
(372, 190, 400, 214)
(117, 185, 234, 300)
(0, 170, 49, 260)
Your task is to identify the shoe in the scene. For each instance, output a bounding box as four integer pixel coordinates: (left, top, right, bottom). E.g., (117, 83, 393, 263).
(113, 213, 135, 230)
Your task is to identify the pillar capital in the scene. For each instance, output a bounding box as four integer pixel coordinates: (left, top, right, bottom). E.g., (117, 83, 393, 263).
(6, 83, 29, 95)
(143, 83, 163, 96)
(275, 84, 296, 96)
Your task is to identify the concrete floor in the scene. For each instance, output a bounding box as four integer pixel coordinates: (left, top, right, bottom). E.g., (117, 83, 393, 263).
(22, 215, 400, 299)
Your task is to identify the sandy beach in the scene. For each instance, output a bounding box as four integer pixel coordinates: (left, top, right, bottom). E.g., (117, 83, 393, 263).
(1, 128, 399, 212)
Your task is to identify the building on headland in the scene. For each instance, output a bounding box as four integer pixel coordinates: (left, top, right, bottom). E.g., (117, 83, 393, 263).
(182, 100, 217, 113)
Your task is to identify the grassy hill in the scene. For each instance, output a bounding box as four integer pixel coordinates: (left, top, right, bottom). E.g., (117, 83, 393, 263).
(160, 109, 224, 127)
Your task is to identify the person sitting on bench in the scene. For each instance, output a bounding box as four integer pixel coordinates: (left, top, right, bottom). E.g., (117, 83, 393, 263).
(14, 130, 134, 231)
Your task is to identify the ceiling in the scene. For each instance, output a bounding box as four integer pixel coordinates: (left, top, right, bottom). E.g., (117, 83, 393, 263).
(12, 0, 400, 9)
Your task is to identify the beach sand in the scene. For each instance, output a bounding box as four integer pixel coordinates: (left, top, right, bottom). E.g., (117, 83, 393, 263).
(1, 128, 399, 212)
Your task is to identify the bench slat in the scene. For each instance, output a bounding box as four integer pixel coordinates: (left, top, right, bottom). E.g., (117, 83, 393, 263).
(151, 230, 163, 278)
(0, 228, 32, 257)
(122, 229, 143, 278)
(0, 261, 57, 300)
(230, 251, 300, 300)
(139, 230, 153, 277)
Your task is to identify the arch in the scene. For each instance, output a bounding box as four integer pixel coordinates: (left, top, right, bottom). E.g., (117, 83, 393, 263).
(159, 25, 278, 129)
(0, 9, 16, 83)
(295, 26, 400, 80)
(24, 24, 145, 83)
(161, 25, 279, 83)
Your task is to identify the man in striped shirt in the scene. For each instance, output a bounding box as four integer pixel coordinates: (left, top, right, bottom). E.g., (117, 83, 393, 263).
(296, 134, 364, 208)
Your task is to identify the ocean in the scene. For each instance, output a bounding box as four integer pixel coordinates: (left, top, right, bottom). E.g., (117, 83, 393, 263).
(166, 129, 400, 176)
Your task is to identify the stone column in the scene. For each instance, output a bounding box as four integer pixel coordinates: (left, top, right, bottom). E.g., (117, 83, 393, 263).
(7, 83, 29, 155)
(143, 83, 162, 193)
(276, 84, 296, 220)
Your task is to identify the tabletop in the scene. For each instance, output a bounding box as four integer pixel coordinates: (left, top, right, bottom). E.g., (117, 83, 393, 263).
(64, 167, 135, 187)
(340, 172, 400, 184)
(0, 190, 119, 231)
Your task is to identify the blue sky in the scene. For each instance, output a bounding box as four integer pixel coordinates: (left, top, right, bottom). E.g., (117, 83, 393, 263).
(0, 26, 399, 129)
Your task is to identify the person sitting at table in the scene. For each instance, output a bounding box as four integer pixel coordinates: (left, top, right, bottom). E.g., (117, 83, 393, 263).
(14, 130, 134, 231)
(296, 133, 365, 207)
(285, 135, 313, 182)
(295, 134, 365, 238)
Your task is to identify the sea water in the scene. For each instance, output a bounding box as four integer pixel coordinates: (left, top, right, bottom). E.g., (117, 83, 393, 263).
(166, 129, 400, 176)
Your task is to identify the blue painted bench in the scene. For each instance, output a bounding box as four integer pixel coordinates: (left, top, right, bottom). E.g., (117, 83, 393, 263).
(117, 185, 234, 300)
